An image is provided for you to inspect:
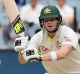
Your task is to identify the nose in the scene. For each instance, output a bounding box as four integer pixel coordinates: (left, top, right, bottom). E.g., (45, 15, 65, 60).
(47, 21, 51, 24)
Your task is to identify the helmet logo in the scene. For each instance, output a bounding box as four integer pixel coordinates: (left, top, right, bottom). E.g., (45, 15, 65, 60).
(44, 8, 51, 14)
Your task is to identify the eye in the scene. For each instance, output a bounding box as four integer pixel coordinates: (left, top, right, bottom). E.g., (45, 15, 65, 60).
(50, 18, 57, 21)
(44, 19, 49, 22)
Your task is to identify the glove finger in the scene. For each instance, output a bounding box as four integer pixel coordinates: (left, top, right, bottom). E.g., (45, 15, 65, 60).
(29, 58, 38, 62)
(21, 43, 28, 46)
(15, 36, 28, 40)
(22, 40, 28, 43)
(15, 37, 22, 41)
(21, 36, 28, 40)
(14, 45, 27, 49)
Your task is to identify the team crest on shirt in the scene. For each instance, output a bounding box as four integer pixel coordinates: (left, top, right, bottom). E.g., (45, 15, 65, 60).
(40, 46, 48, 52)
(64, 36, 71, 42)
(56, 41, 62, 49)
(44, 8, 51, 14)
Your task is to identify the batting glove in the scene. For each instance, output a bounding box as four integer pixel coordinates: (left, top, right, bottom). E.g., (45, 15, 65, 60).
(24, 49, 42, 62)
(14, 36, 28, 52)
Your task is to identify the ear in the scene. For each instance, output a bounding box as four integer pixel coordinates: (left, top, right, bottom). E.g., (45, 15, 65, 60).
(39, 19, 44, 28)
(57, 16, 62, 24)
(59, 16, 62, 23)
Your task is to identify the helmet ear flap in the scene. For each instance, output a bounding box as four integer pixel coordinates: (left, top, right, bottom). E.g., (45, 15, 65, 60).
(59, 16, 62, 24)
(57, 15, 62, 24)
(39, 17, 44, 28)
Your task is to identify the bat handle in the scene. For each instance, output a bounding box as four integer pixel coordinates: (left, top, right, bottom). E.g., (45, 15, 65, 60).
(18, 32, 25, 37)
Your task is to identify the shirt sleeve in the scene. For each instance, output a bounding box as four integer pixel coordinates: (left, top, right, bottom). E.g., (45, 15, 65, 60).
(61, 26, 78, 49)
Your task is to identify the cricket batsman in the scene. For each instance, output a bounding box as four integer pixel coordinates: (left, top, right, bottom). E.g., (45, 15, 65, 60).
(14, 5, 80, 74)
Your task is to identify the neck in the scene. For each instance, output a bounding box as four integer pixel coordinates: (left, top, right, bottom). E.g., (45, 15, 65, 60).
(48, 32, 56, 39)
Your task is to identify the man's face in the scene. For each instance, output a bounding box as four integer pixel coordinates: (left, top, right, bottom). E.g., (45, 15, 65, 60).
(43, 18, 58, 32)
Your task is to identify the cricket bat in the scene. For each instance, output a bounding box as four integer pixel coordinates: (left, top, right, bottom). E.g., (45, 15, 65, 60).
(3, 0, 25, 36)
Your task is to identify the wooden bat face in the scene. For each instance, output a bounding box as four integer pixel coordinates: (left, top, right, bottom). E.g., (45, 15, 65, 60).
(3, 0, 25, 36)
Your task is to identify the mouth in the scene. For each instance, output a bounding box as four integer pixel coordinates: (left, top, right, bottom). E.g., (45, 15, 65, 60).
(48, 26, 53, 27)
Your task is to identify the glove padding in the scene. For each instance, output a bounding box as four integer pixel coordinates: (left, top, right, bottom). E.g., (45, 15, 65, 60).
(25, 49, 42, 62)
(14, 36, 28, 52)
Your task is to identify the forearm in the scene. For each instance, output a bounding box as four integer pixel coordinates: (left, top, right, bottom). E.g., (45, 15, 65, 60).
(18, 44, 73, 62)
(41, 50, 68, 61)
(41, 44, 73, 61)
(42, 51, 57, 61)
(18, 52, 26, 64)
(42, 52, 52, 61)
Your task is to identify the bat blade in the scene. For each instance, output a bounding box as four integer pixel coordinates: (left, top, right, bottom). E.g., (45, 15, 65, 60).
(3, 0, 25, 36)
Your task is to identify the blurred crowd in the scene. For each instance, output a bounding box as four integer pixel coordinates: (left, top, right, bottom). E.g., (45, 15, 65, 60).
(0, 0, 80, 50)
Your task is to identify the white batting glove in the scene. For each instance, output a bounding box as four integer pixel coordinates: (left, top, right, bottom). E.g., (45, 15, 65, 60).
(22, 49, 42, 62)
(27, 49, 42, 62)
(14, 36, 29, 52)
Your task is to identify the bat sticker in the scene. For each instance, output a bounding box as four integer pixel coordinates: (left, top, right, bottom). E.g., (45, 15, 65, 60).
(12, 15, 25, 34)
